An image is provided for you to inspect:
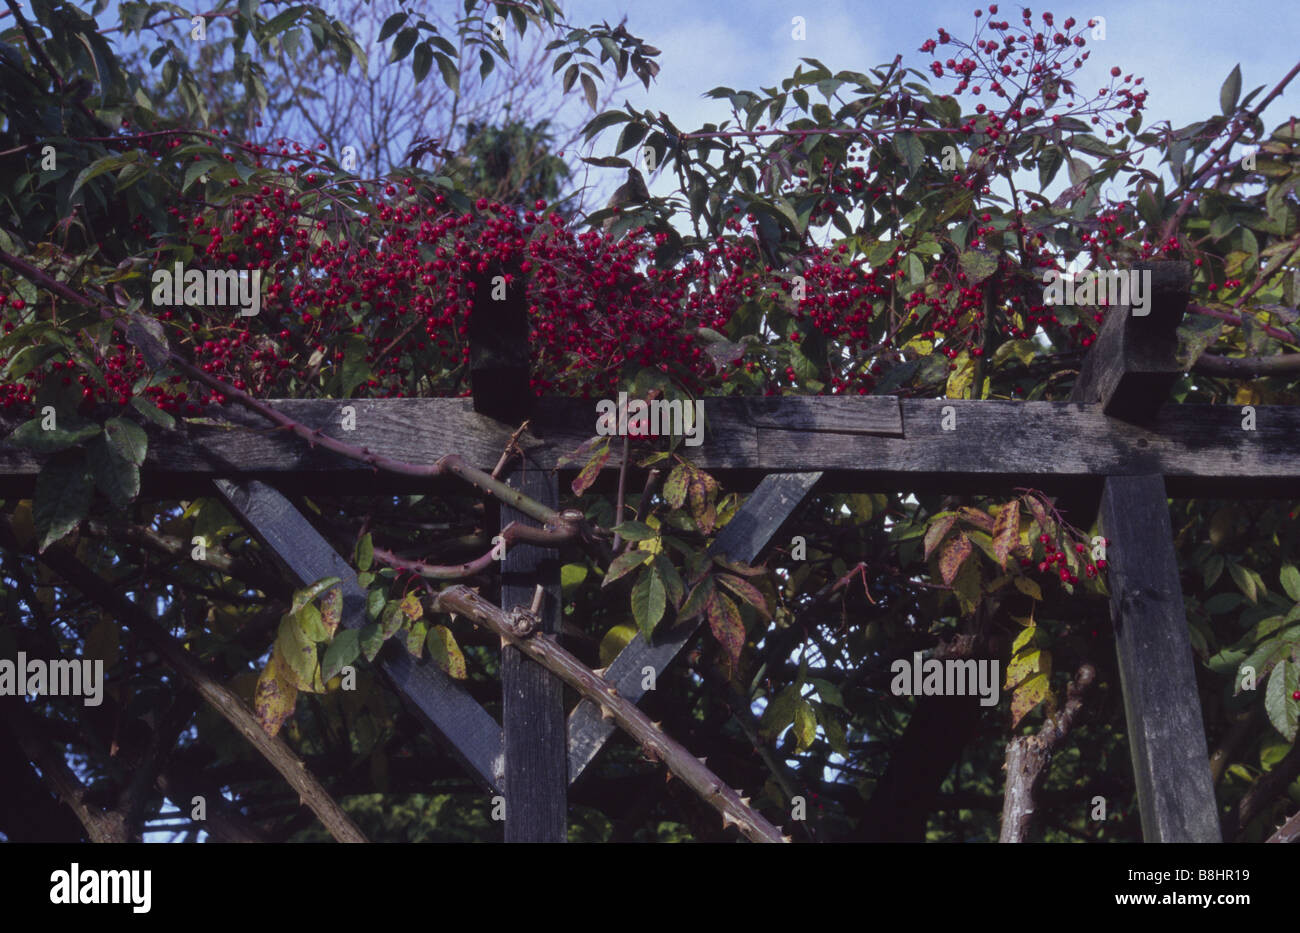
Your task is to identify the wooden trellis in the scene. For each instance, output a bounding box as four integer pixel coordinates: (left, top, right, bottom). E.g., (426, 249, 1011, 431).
(3, 259, 1296, 841)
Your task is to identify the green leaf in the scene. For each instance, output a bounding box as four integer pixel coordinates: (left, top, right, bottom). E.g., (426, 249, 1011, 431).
(103, 417, 147, 466)
(959, 249, 998, 284)
(1220, 64, 1242, 116)
(341, 333, 371, 397)
(33, 457, 93, 551)
(5, 417, 100, 453)
(580, 73, 598, 111)
(360, 622, 384, 662)
(893, 131, 924, 176)
(377, 11, 407, 42)
(276, 613, 319, 690)
(759, 685, 799, 738)
(1264, 660, 1298, 742)
(295, 604, 330, 643)
(583, 109, 632, 140)
(615, 122, 648, 155)
(412, 42, 432, 83)
(183, 159, 217, 192)
(603, 548, 650, 586)
(1229, 562, 1258, 604)
(292, 576, 342, 615)
(130, 396, 175, 430)
(1280, 564, 1300, 603)
(355, 533, 373, 573)
(434, 51, 459, 94)
(321, 629, 360, 682)
(611, 520, 654, 541)
(389, 26, 418, 63)
(631, 566, 666, 637)
(792, 700, 817, 749)
(87, 435, 139, 509)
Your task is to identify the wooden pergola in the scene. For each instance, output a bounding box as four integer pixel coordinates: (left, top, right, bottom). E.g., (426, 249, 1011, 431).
(3, 259, 1294, 841)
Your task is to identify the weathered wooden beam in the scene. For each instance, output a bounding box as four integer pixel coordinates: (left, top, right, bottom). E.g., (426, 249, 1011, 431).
(499, 466, 566, 842)
(1099, 475, 1221, 842)
(213, 479, 505, 793)
(3, 397, 1297, 496)
(1069, 261, 1192, 423)
(567, 471, 822, 783)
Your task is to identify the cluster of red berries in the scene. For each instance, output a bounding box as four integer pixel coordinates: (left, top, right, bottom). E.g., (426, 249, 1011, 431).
(1020, 531, 1107, 586)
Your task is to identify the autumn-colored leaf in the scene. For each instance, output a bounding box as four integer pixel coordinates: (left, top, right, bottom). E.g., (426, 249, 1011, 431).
(254, 648, 299, 736)
(320, 587, 342, 637)
(716, 573, 771, 620)
(706, 590, 744, 672)
(405, 620, 427, 658)
(991, 500, 1020, 569)
(426, 624, 467, 679)
(924, 512, 958, 560)
(400, 592, 423, 621)
(679, 575, 714, 621)
(1011, 672, 1052, 727)
(603, 548, 650, 586)
(663, 463, 689, 509)
(380, 599, 404, 639)
(957, 506, 995, 534)
(685, 463, 719, 533)
(710, 554, 768, 577)
(938, 532, 973, 586)
(571, 438, 610, 496)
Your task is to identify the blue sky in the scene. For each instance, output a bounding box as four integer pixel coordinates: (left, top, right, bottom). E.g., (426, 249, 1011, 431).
(562, 0, 1300, 198)
(566, 0, 1299, 133)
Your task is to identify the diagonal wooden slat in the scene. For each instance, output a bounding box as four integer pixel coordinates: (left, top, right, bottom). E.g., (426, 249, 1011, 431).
(567, 471, 823, 783)
(214, 479, 505, 793)
(499, 467, 566, 841)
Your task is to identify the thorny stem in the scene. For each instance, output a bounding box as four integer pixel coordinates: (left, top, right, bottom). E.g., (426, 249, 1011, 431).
(433, 585, 789, 843)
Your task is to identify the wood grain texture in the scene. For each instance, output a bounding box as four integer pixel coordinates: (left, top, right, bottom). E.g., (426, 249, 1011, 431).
(1069, 261, 1192, 424)
(3, 397, 1295, 496)
(567, 471, 823, 783)
(214, 479, 505, 792)
(499, 466, 566, 842)
(1099, 474, 1220, 842)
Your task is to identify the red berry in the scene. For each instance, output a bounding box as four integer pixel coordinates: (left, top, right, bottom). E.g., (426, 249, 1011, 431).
(1096, 559, 1107, 571)
(1038, 533, 1050, 544)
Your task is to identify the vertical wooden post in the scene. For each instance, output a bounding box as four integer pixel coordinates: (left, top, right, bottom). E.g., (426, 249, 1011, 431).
(1100, 475, 1220, 842)
(500, 466, 566, 842)
(1066, 261, 1219, 841)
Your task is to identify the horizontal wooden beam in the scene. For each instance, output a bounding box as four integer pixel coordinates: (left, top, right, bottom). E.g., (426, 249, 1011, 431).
(1, 397, 1296, 497)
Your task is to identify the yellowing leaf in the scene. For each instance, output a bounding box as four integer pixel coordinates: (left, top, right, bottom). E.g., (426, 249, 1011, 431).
(426, 624, 467, 679)
(254, 648, 299, 736)
(793, 700, 817, 750)
(946, 351, 976, 399)
(1013, 576, 1043, 600)
(1011, 671, 1051, 727)
(598, 623, 638, 668)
